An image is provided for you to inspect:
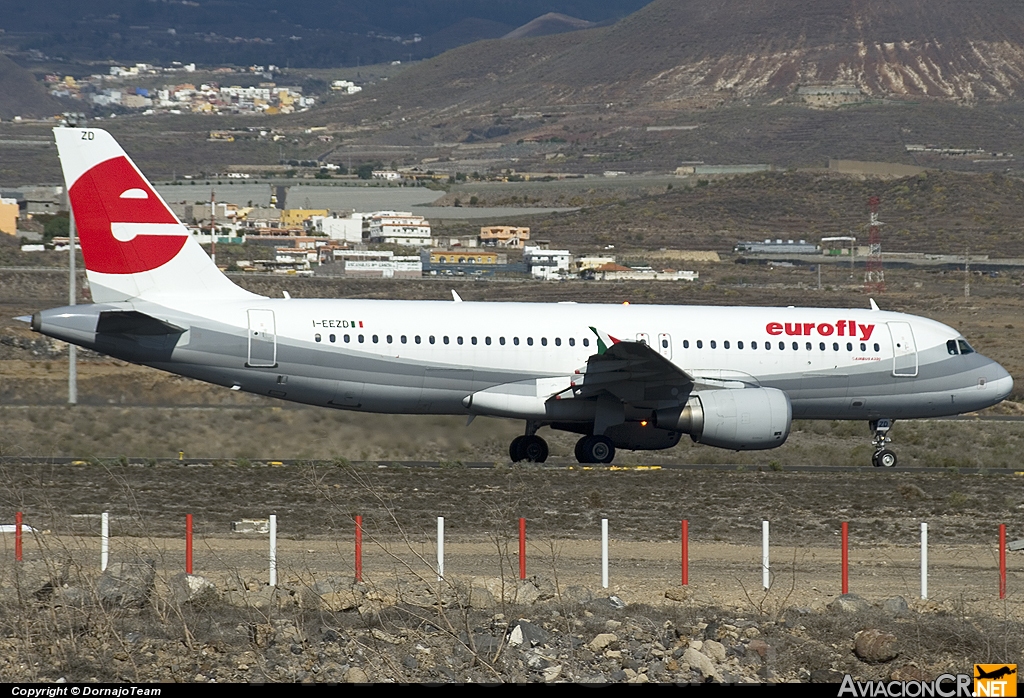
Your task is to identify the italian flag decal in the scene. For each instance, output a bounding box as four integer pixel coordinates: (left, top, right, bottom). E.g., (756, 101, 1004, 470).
(589, 327, 621, 355)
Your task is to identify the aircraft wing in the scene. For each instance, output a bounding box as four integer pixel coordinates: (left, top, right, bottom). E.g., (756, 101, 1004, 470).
(554, 329, 694, 405)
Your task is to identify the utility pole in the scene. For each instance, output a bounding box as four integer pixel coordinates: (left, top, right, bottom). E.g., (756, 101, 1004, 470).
(67, 191, 77, 405)
(210, 189, 217, 266)
(964, 247, 970, 298)
(864, 196, 885, 293)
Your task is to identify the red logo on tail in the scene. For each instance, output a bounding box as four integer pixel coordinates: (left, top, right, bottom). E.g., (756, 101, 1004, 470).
(69, 156, 188, 274)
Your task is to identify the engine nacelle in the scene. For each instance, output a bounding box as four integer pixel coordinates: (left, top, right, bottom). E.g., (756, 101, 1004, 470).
(655, 387, 791, 451)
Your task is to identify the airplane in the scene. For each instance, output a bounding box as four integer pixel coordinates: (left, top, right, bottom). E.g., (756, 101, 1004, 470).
(27, 127, 1014, 466)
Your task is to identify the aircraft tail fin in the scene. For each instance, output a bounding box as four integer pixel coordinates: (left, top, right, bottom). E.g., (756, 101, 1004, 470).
(52, 127, 258, 304)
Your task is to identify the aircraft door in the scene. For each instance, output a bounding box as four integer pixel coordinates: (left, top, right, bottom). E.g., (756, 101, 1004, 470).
(887, 322, 918, 377)
(247, 309, 277, 367)
(658, 333, 672, 359)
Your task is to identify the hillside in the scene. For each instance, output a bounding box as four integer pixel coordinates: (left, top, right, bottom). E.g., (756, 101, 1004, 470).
(502, 13, 595, 40)
(0, 54, 62, 120)
(330, 0, 1024, 117)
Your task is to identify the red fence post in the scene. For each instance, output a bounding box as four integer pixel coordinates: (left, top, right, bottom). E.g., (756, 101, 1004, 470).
(185, 514, 193, 574)
(1000, 524, 1007, 600)
(841, 521, 849, 595)
(519, 517, 526, 580)
(14, 512, 22, 563)
(355, 515, 363, 583)
(681, 519, 689, 586)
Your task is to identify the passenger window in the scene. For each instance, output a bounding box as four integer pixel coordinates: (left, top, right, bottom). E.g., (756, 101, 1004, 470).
(330, 334, 336, 343)
(372, 334, 379, 343)
(874, 343, 880, 352)
(513, 337, 520, 346)
(415, 336, 421, 344)
(443, 336, 449, 344)
(819, 342, 825, 351)
(583, 338, 590, 347)
(833, 342, 839, 351)
(342, 334, 348, 343)
(358, 334, 364, 343)
(764, 342, 770, 351)
(723, 341, 730, 349)
(805, 342, 812, 351)
(471, 337, 477, 345)
(737, 341, 744, 349)
(779, 342, 785, 350)
(846, 342, 852, 351)
(541, 337, 548, 346)
(682, 340, 689, 349)
(568, 338, 575, 347)
(527, 337, 533, 346)
(401, 335, 407, 344)
(387, 335, 393, 344)
(499, 337, 506, 345)
(554, 338, 561, 346)
(429, 336, 435, 344)
(457, 337, 463, 345)
(486, 336, 492, 345)
(710, 340, 717, 349)
(696, 340, 703, 349)
(792, 342, 798, 350)
(860, 342, 866, 351)
(315, 333, 321, 342)
(751, 341, 758, 349)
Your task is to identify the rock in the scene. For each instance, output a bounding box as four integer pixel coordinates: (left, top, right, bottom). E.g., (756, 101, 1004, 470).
(665, 587, 692, 602)
(561, 585, 594, 604)
(702, 639, 727, 663)
(96, 560, 156, 609)
(508, 624, 525, 647)
(543, 664, 562, 682)
(587, 633, 618, 652)
(682, 647, 717, 679)
(854, 629, 899, 663)
(605, 619, 622, 631)
(882, 596, 910, 616)
(810, 669, 845, 682)
(319, 590, 362, 612)
(344, 666, 369, 683)
(828, 593, 870, 613)
(169, 573, 218, 605)
(746, 638, 773, 661)
(608, 595, 626, 609)
(510, 620, 548, 647)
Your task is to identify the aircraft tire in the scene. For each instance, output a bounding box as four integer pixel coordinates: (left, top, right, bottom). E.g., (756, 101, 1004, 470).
(509, 436, 526, 462)
(521, 435, 548, 463)
(877, 448, 897, 468)
(577, 435, 615, 464)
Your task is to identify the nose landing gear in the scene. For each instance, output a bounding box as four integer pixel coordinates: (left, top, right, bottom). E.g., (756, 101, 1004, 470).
(870, 419, 897, 468)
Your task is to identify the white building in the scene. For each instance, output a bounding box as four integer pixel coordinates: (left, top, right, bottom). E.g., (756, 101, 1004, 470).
(312, 213, 364, 243)
(524, 245, 572, 280)
(331, 80, 362, 94)
(372, 170, 402, 181)
(368, 211, 432, 246)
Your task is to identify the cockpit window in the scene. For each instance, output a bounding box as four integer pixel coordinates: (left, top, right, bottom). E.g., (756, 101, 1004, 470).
(958, 339, 975, 355)
(947, 339, 959, 355)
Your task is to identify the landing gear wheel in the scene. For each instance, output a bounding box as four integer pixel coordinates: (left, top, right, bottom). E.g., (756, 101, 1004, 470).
(875, 448, 897, 468)
(575, 435, 615, 464)
(520, 435, 549, 463)
(509, 436, 526, 463)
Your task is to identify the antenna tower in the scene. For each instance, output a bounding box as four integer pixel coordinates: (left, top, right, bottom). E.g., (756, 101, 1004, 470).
(864, 196, 885, 292)
(210, 189, 216, 266)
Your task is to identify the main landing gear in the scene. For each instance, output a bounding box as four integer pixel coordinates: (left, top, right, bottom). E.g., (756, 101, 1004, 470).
(574, 435, 615, 464)
(509, 422, 548, 463)
(870, 419, 897, 468)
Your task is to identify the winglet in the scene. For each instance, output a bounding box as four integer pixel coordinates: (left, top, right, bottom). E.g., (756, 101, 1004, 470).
(452, 290, 463, 302)
(869, 298, 880, 311)
(589, 326, 621, 355)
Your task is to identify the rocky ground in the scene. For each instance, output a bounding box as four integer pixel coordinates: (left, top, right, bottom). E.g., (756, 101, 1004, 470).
(0, 551, 1018, 684)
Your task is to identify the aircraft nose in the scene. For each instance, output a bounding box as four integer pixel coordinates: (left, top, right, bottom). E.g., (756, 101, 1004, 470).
(988, 363, 1014, 402)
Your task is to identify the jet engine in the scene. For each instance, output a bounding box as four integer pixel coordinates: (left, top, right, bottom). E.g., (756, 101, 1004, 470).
(655, 387, 791, 450)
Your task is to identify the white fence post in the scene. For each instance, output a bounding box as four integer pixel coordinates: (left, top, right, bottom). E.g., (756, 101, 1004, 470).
(437, 516, 445, 581)
(269, 514, 277, 587)
(920, 522, 928, 599)
(762, 520, 770, 590)
(101, 512, 109, 572)
(601, 518, 609, 589)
